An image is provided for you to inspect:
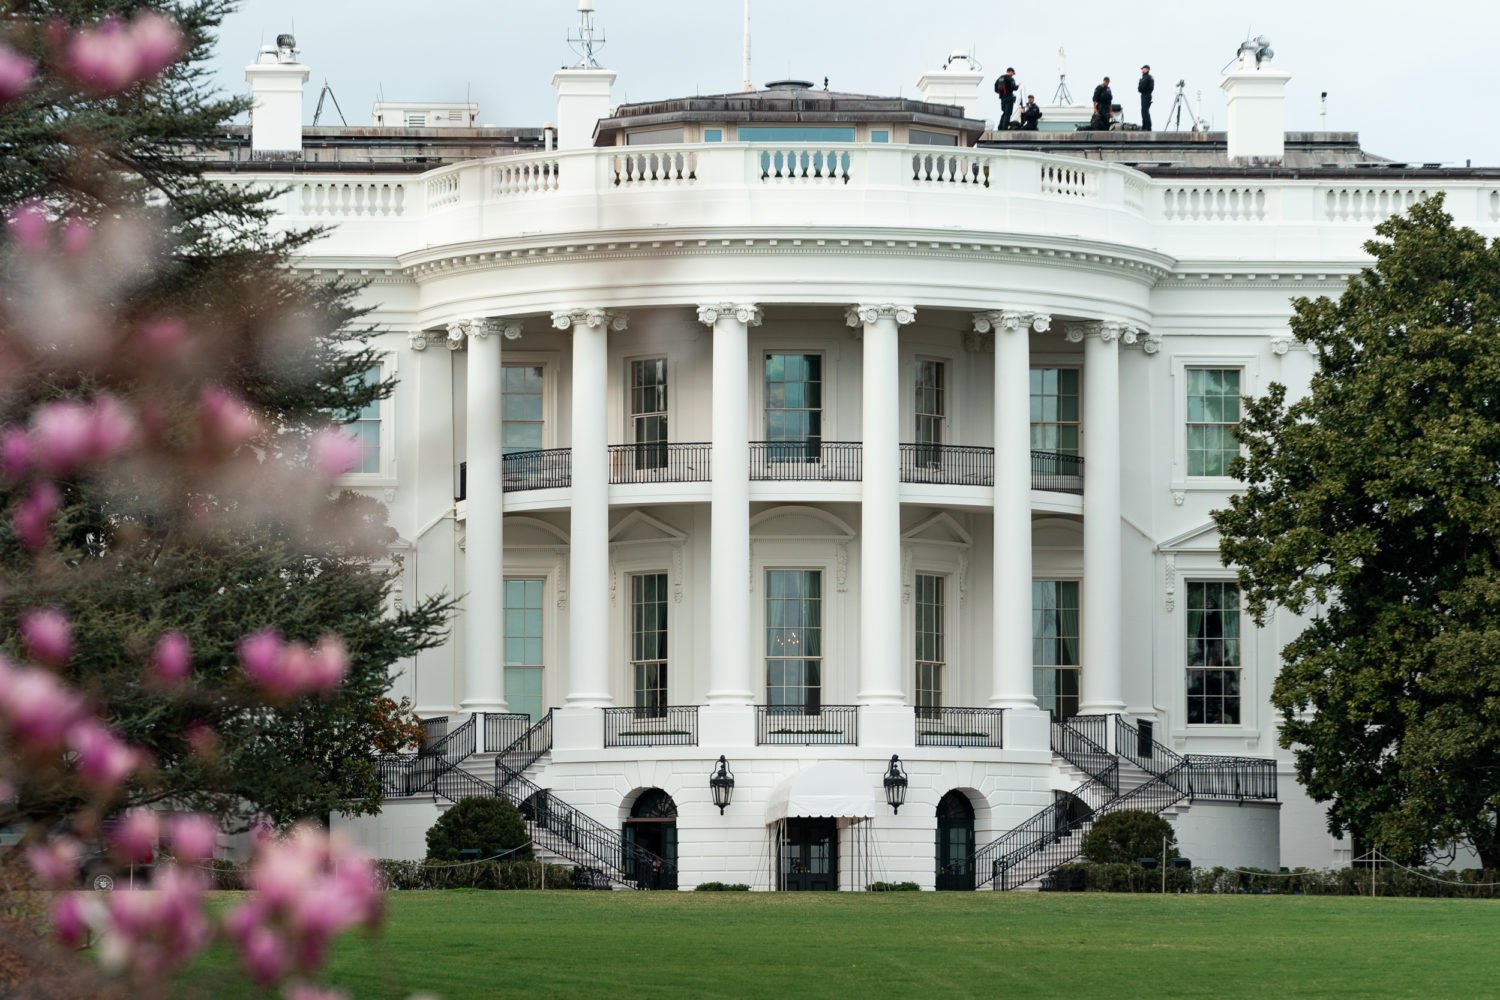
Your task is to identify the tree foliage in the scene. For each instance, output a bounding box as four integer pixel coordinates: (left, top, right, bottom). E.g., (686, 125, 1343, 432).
(0, 1, 453, 834)
(425, 798, 532, 863)
(1080, 810, 1177, 865)
(1213, 196, 1500, 867)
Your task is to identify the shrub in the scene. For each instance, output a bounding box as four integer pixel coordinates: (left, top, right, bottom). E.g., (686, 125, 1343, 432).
(693, 882, 751, 892)
(425, 797, 532, 862)
(376, 859, 571, 890)
(867, 881, 922, 892)
(1080, 810, 1178, 865)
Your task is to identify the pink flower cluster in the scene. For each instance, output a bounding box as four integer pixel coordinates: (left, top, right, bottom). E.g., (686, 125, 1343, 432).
(238, 630, 349, 702)
(225, 823, 382, 987)
(0, 44, 35, 104)
(196, 387, 262, 456)
(62, 12, 185, 96)
(0, 652, 83, 751)
(309, 427, 363, 480)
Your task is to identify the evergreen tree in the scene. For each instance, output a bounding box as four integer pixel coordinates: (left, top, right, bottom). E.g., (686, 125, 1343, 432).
(1214, 196, 1500, 867)
(0, 1, 452, 833)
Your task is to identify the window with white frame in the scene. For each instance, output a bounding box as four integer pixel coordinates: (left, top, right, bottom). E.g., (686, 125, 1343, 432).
(765, 569, 822, 713)
(1185, 368, 1241, 477)
(629, 358, 668, 470)
(337, 365, 383, 475)
(1033, 580, 1080, 721)
(502, 364, 545, 454)
(504, 578, 545, 723)
(914, 360, 946, 466)
(914, 574, 944, 717)
(630, 572, 669, 716)
(1030, 368, 1080, 455)
(1186, 581, 1241, 725)
(764, 354, 822, 461)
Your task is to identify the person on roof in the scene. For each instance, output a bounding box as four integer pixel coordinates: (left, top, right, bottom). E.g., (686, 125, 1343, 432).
(1091, 76, 1113, 130)
(995, 68, 1018, 130)
(1019, 95, 1042, 131)
(1139, 65, 1155, 130)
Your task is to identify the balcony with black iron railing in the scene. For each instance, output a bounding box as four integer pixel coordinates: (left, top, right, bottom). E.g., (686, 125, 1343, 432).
(915, 706, 1005, 748)
(457, 444, 1085, 499)
(603, 706, 700, 747)
(755, 704, 859, 746)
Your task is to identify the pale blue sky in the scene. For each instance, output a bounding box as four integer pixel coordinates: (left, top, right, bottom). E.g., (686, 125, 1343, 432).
(207, 1, 1497, 166)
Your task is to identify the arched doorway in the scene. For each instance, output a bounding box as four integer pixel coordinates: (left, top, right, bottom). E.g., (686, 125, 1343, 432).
(623, 788, 677, 889)
(935, 790, 976, 891)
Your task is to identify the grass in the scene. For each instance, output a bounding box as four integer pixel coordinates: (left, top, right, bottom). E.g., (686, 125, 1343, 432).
(177, 890, 1500, 999)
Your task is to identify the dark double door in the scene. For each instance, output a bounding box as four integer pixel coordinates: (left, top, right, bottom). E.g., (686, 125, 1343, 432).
(936, 816, 976, 891)
(781, 818, 838, 891)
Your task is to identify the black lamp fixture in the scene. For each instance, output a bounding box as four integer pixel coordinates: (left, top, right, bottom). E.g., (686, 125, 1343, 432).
(883, 755, 909, 814)
(709, 755, 735, 815)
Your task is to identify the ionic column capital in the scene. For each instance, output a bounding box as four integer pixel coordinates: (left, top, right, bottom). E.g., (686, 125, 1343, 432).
(973, 310, 1050, 334)
(445, 317, 523, 349)
(846, 303, 917, 328)
(697, 303, 763, 327)
(409, 330, 433, 352)
(551, 308, 629, 332)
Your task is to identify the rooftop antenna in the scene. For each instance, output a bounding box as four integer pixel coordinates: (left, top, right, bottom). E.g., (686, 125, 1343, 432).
(742, 0, 753, 92)
(567, 0, 605, 69)
(1320, 90, 1328, 129)
(1052, 46, 1073, 105)
(312, 78, 347, 126)
(1164, 79, 1202, 132)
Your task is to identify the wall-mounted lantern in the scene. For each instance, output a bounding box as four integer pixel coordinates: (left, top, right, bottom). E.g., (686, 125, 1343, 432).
(709, 755, 735, 815)
(883, 755, 909, 814)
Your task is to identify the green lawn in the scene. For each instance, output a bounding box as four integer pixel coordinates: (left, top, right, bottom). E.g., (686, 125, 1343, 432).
(177, 891, 1500, 999)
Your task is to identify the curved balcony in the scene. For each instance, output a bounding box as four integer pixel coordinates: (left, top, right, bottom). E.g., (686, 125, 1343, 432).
(457, 446, 1084, 498)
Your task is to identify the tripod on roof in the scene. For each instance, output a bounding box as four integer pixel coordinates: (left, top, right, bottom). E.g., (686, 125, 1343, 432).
(1163, 80, 1203, 132)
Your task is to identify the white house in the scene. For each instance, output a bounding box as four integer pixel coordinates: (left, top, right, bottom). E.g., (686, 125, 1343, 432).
(216, 21, 1500, 889)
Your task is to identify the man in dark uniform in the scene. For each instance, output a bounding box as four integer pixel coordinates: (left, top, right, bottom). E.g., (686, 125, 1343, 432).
(1139, 65, 1155, 130)
(996, 68, 1018, 130)
(1019, 95, 1042, 131)
(1091, 76, 1113, 130)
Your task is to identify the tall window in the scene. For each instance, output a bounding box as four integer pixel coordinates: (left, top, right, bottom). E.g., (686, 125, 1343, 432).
(1033, 581, 1081, 721)
(914, 360, 946, 467)
(915, 574, 945, 717)
(502, 364, 544, 454)
(1186, 582, 1241, 725)
(631, 573, 669, 716)
(764, 354, 822, 461)
(1186, 369, 1241, 477)
(766, 570, 822, 713)
(504, 578, 545, 723)
(339, 366, 382, 475)
(629, 359, 668, 470)
(1030, 368, 1080, 455)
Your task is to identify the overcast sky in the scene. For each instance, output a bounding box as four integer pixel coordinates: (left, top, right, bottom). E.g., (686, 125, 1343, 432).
(207, 1, 1497, 167)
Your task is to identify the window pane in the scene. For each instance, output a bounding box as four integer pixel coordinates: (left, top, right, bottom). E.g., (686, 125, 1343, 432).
(1031, 368, 1080, 457)
(766, 570, 823, 709)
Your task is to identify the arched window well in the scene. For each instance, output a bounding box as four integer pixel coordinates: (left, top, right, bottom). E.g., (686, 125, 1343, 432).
(935, 790, 977, 891)
(623, 788, 678, 889)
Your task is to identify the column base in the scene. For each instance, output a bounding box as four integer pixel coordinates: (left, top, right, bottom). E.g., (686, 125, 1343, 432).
(857, 704, 916, 750)
(552, 707, 604, 751)
(699, 704, 755, 749)
(1003, 708, 1052, 754)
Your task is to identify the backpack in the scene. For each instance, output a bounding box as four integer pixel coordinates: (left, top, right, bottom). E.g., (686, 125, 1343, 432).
(994, 76, 1005, 96)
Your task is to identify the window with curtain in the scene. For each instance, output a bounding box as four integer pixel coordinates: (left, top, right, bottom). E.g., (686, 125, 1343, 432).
(914, 360, 945, 468)
(1186, 368, 1241, 477)
(629, 358, 668, 470)
(764, 354, 822, 462)
(504, 578, 545, 723)
(631, 573, 668, 717)
(338, 366, 382, 475)
(502, 364, 544, 454)
(1033, 580, 1080, 721)
(1030, 368, 1080, 456)
(915, 574, 944, 718)
(766, 570, 822, 713)
(1186, 581, 1241, 725)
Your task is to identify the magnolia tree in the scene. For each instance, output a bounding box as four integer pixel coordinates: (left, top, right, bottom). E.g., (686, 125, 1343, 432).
(0, 10, 437, 998)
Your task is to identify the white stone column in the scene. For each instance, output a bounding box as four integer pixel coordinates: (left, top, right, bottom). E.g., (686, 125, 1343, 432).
(848, 304, 916, 713)
(700, 304, 760, 704)
(976, 310, 1051, 751)
(553, 309, 626, 735)
(1075, 322, 1126, 718)
(457, 318, 522, 745)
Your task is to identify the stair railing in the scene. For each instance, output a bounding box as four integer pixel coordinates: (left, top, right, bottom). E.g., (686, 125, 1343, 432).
(1114, 715, 1189, 792)
(493, 710, 554, 795)
(409, 714, 476, 792)
(1051, 717, 1119, 793)
(973, 763, 1119, 890)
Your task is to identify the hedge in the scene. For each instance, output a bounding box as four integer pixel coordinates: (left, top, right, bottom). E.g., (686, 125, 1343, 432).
(376, 859, 575, 891)
(1044, 862, 1500, 897)
(693, 882, 751, 892)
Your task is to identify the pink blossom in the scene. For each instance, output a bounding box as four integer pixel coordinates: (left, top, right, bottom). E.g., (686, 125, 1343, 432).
(51, 893, 90, 948)
(168, 813, 217, 862)
(31, 400, 95, 475)
(0, 661, 84, 749)
(1, 427, 30, 480)
(87, 393, 136, 460)
(60, 216, 90, 255)
(239, 631, 349, 701)
(19, 607, 73, 666)
(13, 480, 60, 552)
(137, 316, 188, 360)
(26, 837, 82, 887)
(68, 720, 139, 793)
(150, 630, 192, 685)
(0, 45, 35, 104)
(238, 628, 285, 688)
(128, 13, 186, 78)
(8, 201, 50, 253)
(309, 428, 362, 479)
(197, 387, 261, 453)
(108, 808, 157, 864)
(184, 721, 218, 758)
(62, 14, 185, 96)
(239, 924, 290, 987)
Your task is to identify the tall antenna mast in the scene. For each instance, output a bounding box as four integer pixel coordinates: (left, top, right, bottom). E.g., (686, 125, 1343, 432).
(567, 0, 606, 69)
(742, 0, 753, 92)
(1052, 46, 1073, 105)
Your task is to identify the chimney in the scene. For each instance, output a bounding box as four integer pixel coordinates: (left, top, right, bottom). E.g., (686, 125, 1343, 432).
(552, 1, 613, 150)
(244, 33, 309, 156)
(916, 51, 985, 123)
(1220, 36, 1291, 163)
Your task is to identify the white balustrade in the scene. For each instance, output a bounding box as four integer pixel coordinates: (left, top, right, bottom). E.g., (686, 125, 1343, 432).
(911, 151, 994, 187)
(756, 146, 851, 183)
(1323, 187, 1432, 223)
(426, 172, 460, 210)
(493, 159, 560, 196)
(1161, 186, 1268, 222)
(1039, 163, 1095, 199)
(612, 149, 696, 187)
(296, 181, 407, 218)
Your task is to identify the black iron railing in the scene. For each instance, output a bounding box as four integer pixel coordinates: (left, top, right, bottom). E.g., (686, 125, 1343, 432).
(748, 441, 861, 481)
(495, 762, 675, 889)
(376, 754, 417, 797)
(608, 443, 711, 484)
(1051, 716, 1118, 792)
(915, 706, 1005, 748)
(494, 710, 554, 795)
(604, 706, 699, 747)
(755, 704, 858, 745)
(976, 764, 1118, 890)
(380, 714, 476, 799)
(1114, 715, 1188, 787)
(900, 443, 993, 486)
(502, 448, 572, 491)
(1186, 755, 1279, 801)
(418, 715, 449, 754)
(483, 712, 532, 756)
(1031, 451, 1085, 494)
